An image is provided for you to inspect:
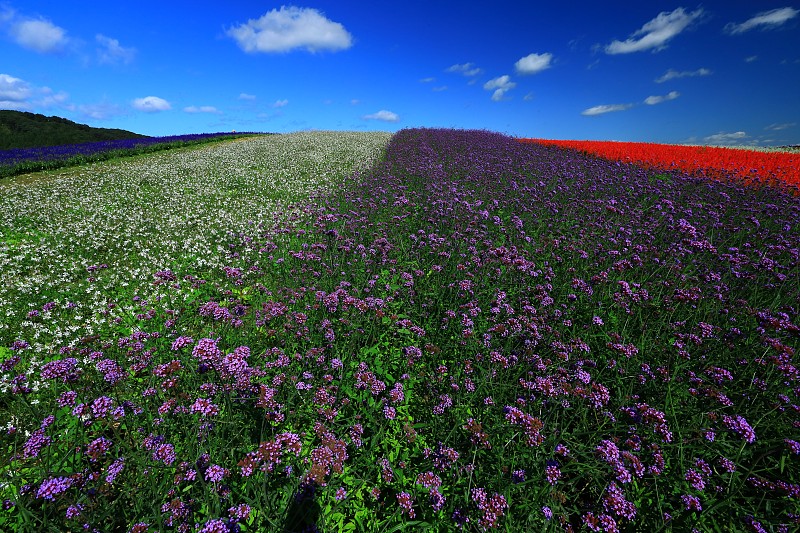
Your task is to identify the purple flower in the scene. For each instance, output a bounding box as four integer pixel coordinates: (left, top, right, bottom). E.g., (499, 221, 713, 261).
(429, 488, 446, 511)
(171, 336, 194, 351)
(427, 443, 459, 471)
(723, 414, 756, 443)
(86, 437, 112, 462)
(596, 439, 620, 463)
(191, 398, 220, 417)
(198, 519, 229, 533)
(542, 506, 553, 520)
(0, 355, 20, 372)
(23, 429, 51, 459)
(193, 338, 222, 362)
(106, 458, 125, 483)
(96, 358, 126, 384)
(545, 464, 562, 485)
(717, 457, 736, 473)
(695, 459, 712, 477)
(65, 503, 83, 519)
(91, 395, 114, 419)
(685, 469, 705, 491)
(349, 424, 364, 448)
(599, 515, 618, 532)
(397, 491, 415, 518)
(433, 394, 453, 415)
(416, 471, 442, 489)
(40, 415, 55, 429)
(744, 516, 768, 533)
(335, 487, 347, 501)
(37, 476, 73, 500)
(389, 382, 404, 403)
(228, 504, 251, 521)
(40, 358, 79, 381)
(472, 489, 508, 529)
(603, 482, 636, 520)
(451, 507, 469, 526)
(615, 464, 632, 484)
(11, 340, 30, 350)
(205, 464, 228, 483)
(681, 494, 702, 512)
(785, 439, 800, 455)
(152, 443, 176, 465)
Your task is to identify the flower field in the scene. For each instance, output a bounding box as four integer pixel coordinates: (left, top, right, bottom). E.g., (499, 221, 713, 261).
(520, 138, 800, 193)
(0, 133, 261, 180)
(1, 129, 799, 532)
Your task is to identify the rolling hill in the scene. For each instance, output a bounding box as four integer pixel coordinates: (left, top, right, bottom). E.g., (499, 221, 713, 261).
(0, 110, 147, 150)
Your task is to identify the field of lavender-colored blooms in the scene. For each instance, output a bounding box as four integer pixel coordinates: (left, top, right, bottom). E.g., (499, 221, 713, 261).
(1, 129, 799, 533)
(0, 133, 264, 180)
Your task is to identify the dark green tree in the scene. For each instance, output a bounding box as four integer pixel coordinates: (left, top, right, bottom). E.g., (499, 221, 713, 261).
(0, 110, 146, 150)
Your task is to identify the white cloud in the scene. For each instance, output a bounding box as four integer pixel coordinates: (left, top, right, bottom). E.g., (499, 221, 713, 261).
(745, 55, 758, 63)
(226, 6, 353, 53)
(419, 77, 436, 83)
(765, 122, 795, 131)
(703, 131, 748, 145)
(445, 63, 482, 77)
(9, 17, 68, 53)
(432, 86, 447, 92)
(644, 90, 680, 105)
(78, 102, 123, 120)
(515, 52, 553, 75)
(37, 87, 69, 108)
(523, 92, 535, 101)
(581, 103, 634, 116)
(605, 7, 703, 54)
(655, 67, 711, 83)
(184, 105, 220, 114)
(725, 7, 799, 34)
(0, 6, 14, 24)
(0, 73, 32, 106)
(132, 96, 171, 112)
(363, 110, 399, 122)
(96, 34, 136, 64)
(0, 73, 68, 110)
(238, 93, 257, 101)
(272, 99, 288, 107)
(483, 75, 516, 101)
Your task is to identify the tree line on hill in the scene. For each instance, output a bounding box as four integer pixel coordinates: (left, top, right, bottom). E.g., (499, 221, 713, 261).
(0, 110, 147, 150)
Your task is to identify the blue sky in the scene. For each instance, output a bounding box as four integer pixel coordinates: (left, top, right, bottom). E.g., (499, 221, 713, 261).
(1, 1, 799, 145)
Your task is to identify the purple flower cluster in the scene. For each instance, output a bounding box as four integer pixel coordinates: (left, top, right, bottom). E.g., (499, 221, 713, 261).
(471, 488, 508, 529)
(722, 414, 756, 443)
(397, 491, 415, 518)
(39, 357, 79, 382)
(238, 432, 301, 477)
(105, 458, 125, 484)
(0, 132, 254, 169)
(36, 476, 73, 500)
